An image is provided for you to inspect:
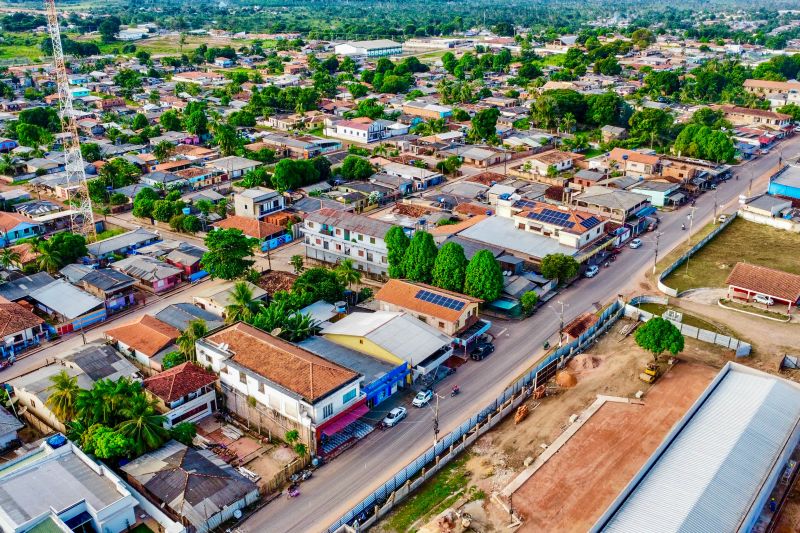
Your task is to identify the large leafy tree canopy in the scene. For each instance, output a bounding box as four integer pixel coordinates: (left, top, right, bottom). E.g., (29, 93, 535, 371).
(634, 317, 685, 361)
(401, 231, 438, 283)
(431, 241, 468, 293)
(463, 250, 503, 302)
(540, 253, 579, 282)
(385, 226, 410, 279)
(201, 229, 257, 280)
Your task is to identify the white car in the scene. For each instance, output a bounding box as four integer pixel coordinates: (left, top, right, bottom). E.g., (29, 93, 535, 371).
(412, 390, 433, 407)
(754, 294, 774, 306)
(382, 407, 407, 427)
(718, 214, 728, 223)
(584, 265, 599, 278)
(629, 238, 643, 249)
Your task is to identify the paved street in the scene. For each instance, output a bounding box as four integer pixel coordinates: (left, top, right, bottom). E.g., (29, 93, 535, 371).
(240, 138, 800, 533)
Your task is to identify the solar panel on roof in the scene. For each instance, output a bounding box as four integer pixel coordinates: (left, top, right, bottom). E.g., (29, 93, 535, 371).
(414, 289, 465, 311)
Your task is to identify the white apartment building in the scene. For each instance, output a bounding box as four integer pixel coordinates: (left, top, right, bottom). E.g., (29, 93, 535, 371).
(303, 207, 393, 276)
(323, 118, 387, 144)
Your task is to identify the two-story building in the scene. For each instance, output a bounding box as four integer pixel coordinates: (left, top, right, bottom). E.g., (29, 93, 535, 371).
(324, 118, 387, 144)
(303, 207, 392, 276)
(571, 185, 655, 237)
(110, 255, 183, 294)
(196, 322, 364, 454)
(713, 104, 792, 129)
(233, 187, 285, 219)
(206, 156, 261, 179)
(495, 199, 609, 250)
(609, 148, 661, 177)
(144, 362, 218, 428)
(0, 297, 46, 359)
(0, 212, 44, 246)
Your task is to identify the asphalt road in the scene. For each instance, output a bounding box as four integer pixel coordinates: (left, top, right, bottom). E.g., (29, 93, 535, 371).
(241, 137, 800, 533)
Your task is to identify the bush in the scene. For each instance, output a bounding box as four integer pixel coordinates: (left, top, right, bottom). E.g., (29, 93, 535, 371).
(358, 287, 373, 302)
(521, 291, 539, 316)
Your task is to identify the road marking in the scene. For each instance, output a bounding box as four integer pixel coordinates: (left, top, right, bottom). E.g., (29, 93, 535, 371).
(497, 327, 508, 337)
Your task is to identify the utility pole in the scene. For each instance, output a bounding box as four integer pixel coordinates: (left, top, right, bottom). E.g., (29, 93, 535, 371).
(685, 205, 696, 275)
(432, 392, 442, 446)
(652, 231, 664, 275)
(549, 300, 568, 347)
(712, 187, 718, 224)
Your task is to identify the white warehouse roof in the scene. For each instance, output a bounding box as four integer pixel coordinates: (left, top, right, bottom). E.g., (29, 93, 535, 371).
(594, 362, 800, 533)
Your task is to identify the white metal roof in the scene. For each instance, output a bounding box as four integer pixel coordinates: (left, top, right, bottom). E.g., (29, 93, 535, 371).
(597, 363, 800, 533)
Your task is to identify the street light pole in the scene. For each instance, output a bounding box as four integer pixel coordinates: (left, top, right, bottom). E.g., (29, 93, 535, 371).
(432, 392, 441, 446)
(549, 300, 568, 347)
(652, 231, 664, 275)
(685, 205, 696, 275)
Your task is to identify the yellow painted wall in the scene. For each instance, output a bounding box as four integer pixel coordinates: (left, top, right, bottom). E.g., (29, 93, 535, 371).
(323, 334, 405, 366)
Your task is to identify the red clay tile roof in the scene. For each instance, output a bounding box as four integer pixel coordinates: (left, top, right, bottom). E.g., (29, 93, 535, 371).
(725, 263, 800, 303)
(105, 314, 180, 357)
(206, 322, 359, 402)
(214, 215, 284, 240)
(0, 211, 34, 233)
(375, 279, 481, 322)
(0, 298, 44, 337)
(144, 362, 217, 402)
(609, 148, 661, 167)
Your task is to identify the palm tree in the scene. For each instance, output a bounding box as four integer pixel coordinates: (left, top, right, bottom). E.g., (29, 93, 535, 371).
(335, 258, 362, 290)
(225, 281, 263, 324)
(116, 394, 168, 457)
(561, 112, 576, 133)
(0, 153, 15, 176)
(152, 140, 175, 162)
(46, 370, 80, 421)
(0, 247, 20, 269)
(36, 240, 62, 274)
(279, 313, 320, 342)
(176, 319, 208, 362)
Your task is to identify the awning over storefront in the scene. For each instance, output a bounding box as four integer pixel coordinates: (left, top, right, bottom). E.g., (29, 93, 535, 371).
(667, 192, 685, 204)
(633, 205, 657, 218)
(317, 399, 369, 439)
(453, 319, 492, 347)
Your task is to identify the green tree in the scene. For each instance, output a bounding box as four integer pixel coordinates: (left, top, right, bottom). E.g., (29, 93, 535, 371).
(201, 229, 257, 280)
(152, 140, 175, 161)
(99, 158, 141, 188)
(0, 247, 20, 269)
(401, 231, 438, 283)
(335, 258, 362, 289)
(161, 351, 186, 370)
(46, 370, 80, 421)
(470, 108, 500, 142)
(778, 103, 800, 121)
(278, 312, 320, 342)
(293, 267, 345, 303)
(184, 109, 209, 136)
(47, 232, 87, 265)
(340, 155, 375, 181)
(182, 215, 201, 233)
(521, 291, 539, 316)
(116, 395, 169, 457)
(80, 143, 102, 163)
(540, 253, 579, 282)
(98, 16, 121, 43)
(82, 424, 132, 459)
(431, 241, 467, 292)
(131, 113, 149, 130)
(36, 240, 63, 274)
(586, 92, 626, 127)
(463, 250, 503, 302)
(290, 254, 305, 274)
(159, 110, 182, 131)
(169, 422, 197, 446)
(629, 108, 673, 148)
(151, 200, 175, 222)
(385, 226, 410, 278)
(113, 69, 142, 97)
(176, 319, 208, 362)
(225, 281, 264, 323)
(435, 155, 463, 177)
(634, 317, 685, 362)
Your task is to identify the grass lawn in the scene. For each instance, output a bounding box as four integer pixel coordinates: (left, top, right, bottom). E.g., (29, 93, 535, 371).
(129, 525, 155, 533)
(92, 227, 125, 242)
(582, 147, 605, 159)
(719, 299, 790, 320)
(383, 453, 472, 532)
(661, 218, 800, 293)
(539, 53, 566, 67)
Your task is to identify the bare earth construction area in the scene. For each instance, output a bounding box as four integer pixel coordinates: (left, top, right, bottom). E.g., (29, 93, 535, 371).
(512, 362, 717, 532)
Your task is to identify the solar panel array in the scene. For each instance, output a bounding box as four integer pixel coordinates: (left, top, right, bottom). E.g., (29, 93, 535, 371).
(525, 208, 575, 229)
(415, 289, 466, 311)
(513, 199, 538, 209)
(580, 216, 602, 229)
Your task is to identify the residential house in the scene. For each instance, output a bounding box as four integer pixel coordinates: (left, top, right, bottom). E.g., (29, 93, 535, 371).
(402, 101, 453, 120)
(768, 164, 800, 200)
(110, 255, 183, 294)
(192, 281, 268, 318)
(233, 187, 285, 219)
(154, 303, 224, 332)
(8, 365, 94, 433)
(303, 207, 393, 276)
(375, 279, 484, 337)
(0, 439, 145, 533)
(601, 125, 627, 143)
(513, 150, 575, 180)
(144, 362, 218, 428)
(206, 156, 261, 179)
(0, 296, 46, 359)
(121, 441, 258, 533)
(0, 212, 44, 246)
(29, 279, 107, 335)
(135, 240, 207, 277)
(628, 180, 685, 207)
(105, 314, 180, 371)
(455, 146, 511, 168)
(714, 104, 792, 129)
(175, 166, 226, 190)
(0, 272, 55, 303)
(324, 117, 387, 144)
(86, 227, 159, 262)
(609, 148, 661, 177)
(62, 341, 140, 383)
(321, 311, 454, 378)
(140, 171, 186, 189)
(0, 406, 22, 450)
(380, 161, 444, 190)
(743, 78, 800, 97)
(196, 322, 365, 452)
(213, 216, 286, 247)
(70, 268, 138, 313)
(251, 134, 341, 160)
(571, 185, 655, 236)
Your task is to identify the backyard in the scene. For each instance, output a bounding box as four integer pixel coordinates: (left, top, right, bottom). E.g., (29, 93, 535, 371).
(661, 218, 800, 293)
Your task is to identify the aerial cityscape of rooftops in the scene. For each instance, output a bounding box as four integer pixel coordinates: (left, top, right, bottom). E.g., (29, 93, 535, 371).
(1, 0, 800, 531)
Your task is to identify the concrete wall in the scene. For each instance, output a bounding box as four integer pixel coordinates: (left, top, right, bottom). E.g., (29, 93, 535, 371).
(738, 209, 800, 233)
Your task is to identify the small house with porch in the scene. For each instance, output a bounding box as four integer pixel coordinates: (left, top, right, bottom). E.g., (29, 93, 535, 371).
(725, 262, 800, 314)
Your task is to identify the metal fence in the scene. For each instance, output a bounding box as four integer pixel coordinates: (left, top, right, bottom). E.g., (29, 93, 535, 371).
(657, 213, 738, 297)
(326, 300, 625, 532)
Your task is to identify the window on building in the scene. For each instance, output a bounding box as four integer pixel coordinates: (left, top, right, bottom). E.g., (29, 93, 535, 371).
(343, 389, 357, 403)
(438, 321, 445, 328)
(259, 382, 266, 394)
(239, 372, 247, 385)
(367, 252, 373, 262)
(323, 404, 333, 418)
(370, 237, 376, 244)
(358, 234, 363, 241)
(358, 250, 365, 257)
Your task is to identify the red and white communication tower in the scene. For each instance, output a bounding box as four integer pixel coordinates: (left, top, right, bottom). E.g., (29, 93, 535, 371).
(44, 0, 96, 238)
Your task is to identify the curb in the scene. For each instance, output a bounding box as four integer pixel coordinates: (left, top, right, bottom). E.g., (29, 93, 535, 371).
(717, 299, 792, 323)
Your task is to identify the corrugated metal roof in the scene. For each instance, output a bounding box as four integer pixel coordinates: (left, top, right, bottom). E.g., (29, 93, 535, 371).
(29, 279, 104, 319)
(598, 363, 800, 533)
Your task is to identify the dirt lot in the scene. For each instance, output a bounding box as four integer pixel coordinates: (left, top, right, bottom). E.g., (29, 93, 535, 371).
(512, 362, 716, 532)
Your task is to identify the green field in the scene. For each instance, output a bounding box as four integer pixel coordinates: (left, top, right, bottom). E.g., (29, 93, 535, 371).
(662, 218, 800, 293)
